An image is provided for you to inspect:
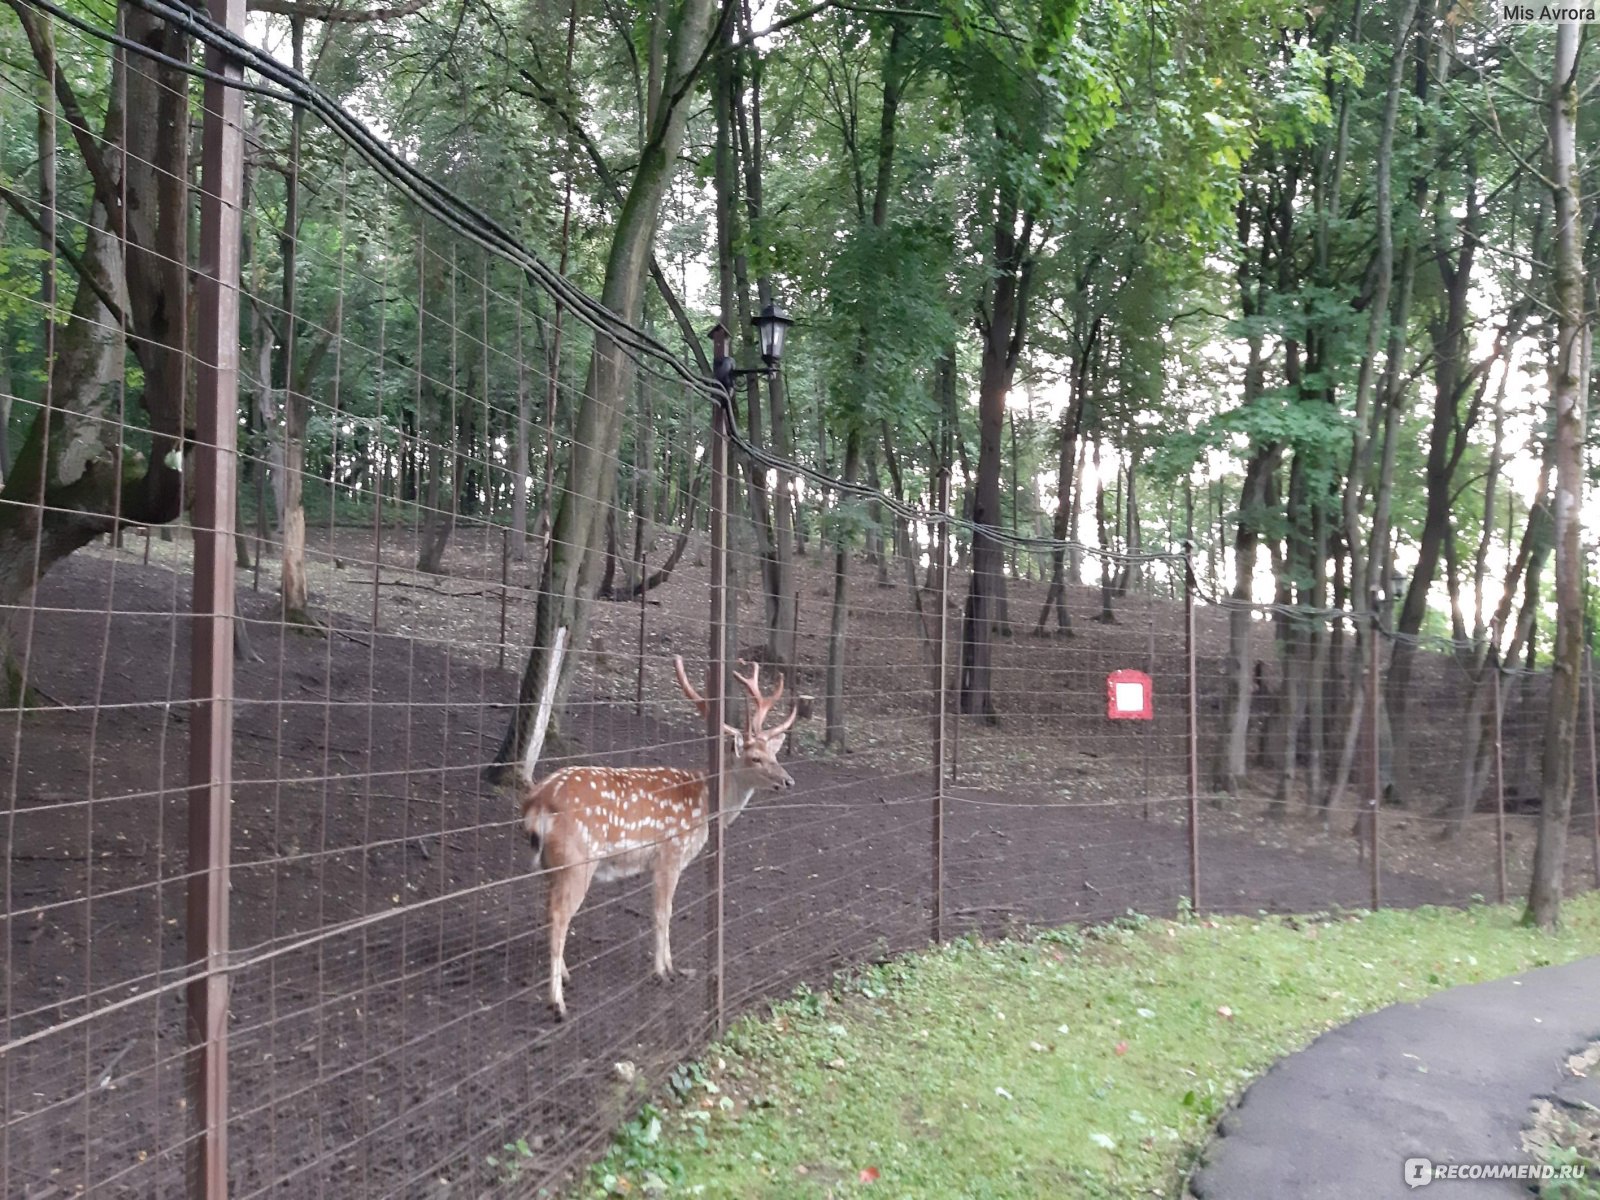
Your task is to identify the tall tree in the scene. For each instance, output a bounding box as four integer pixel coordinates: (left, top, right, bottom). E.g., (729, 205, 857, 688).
(1526, 19, 1586, 930)
(490, 0, 719, 777)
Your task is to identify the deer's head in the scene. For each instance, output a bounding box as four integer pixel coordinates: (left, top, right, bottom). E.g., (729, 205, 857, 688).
(674, 656, 798, 792)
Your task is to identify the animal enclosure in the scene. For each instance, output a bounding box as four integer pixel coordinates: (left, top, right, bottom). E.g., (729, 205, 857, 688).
(0, 4, 1597, 1199)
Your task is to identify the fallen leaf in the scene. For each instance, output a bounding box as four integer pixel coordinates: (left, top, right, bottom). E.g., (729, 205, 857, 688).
(858, 1167, 879, 1184)
(1216, 1006, 1234, 1020)
(1114, 1041, 1129, 1056)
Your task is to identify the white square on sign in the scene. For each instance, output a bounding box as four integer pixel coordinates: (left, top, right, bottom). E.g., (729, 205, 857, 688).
(1115, 682, 1145, 712)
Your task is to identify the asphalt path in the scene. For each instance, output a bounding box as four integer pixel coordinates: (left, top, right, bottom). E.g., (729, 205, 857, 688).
(1188, 956, 1600, 1198)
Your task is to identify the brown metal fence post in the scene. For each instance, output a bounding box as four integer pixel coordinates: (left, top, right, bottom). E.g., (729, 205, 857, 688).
(933, 469, 950, 943)
(1368, 620, 1381, 911)
(1493, 665, 1508, 904)
(706, 386, 730, 1037)
(1184, 544, 1200, 912)
(189, 6, 245, 1193)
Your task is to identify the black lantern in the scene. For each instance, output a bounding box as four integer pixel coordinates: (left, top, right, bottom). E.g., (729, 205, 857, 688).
(708, 301, 795, 392)
(752, 302, 794, 366)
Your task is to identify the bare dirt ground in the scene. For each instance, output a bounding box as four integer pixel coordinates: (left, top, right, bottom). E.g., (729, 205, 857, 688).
(0, 521, 1592, 1198)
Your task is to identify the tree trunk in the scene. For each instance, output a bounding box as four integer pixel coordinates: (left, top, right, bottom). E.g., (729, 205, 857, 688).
(1217, 440, 1275, 797)
(881, 422, 937, 676)
(1068, 434, 1088, 585)
(1036, 357, 1087, 637)
(1094, 442, 1116, 624)
(511, 301, 531, 561)
(281, 403, 313, 614)
(1527, 19, 1586, 929)
(1473, 361, 1512, 642)
(825, 429, 863, 748)
(767, 367, 798, 665)
(961, 181, 1032, 720)
(277, 17, 315, 625)
(417, 407, 464, 576)
(1273, 458, 1313, 815)
(0, 7, 192, 691)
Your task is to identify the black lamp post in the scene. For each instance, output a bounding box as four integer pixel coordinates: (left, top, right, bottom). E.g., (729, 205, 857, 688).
(708, 302, 794, 393)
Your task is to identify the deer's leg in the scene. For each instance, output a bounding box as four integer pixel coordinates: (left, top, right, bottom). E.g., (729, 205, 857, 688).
(652, 856, 685, 978)
(546, 865, 589, 1018)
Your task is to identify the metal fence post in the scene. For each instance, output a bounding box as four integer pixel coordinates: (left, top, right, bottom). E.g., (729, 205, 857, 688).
(706, 386, 729, 1036)
(1493, 665, 1507, 904)
(189, 5, 245, 1193)
(1184, 545, 1200, 912)
(1367, 620, 1381, 911)
(933, 469, 950, 943)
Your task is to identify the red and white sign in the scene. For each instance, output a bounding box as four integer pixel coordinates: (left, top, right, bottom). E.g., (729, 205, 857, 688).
(1106, 670, 1153, 721)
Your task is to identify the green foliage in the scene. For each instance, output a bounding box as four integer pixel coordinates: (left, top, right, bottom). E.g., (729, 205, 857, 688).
(816, 218, 959, 431)
(0, 0, 1573, 691)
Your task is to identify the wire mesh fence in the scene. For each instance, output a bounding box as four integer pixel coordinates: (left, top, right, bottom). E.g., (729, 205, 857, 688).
(1, 2, 1598, 1197)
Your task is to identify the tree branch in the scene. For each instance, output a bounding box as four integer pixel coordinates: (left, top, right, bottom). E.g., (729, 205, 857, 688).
(0, 182, 124, 323)
(245, 0, 433, 21)
(752, 0, 1021, 42)
(509, 70, 712, 373)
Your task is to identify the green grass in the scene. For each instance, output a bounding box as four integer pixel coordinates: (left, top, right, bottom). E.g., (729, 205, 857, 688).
(579, 896, 1600, 1199)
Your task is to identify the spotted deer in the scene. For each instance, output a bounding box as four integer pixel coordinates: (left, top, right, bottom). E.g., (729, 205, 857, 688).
(520, 656, 798, 1017)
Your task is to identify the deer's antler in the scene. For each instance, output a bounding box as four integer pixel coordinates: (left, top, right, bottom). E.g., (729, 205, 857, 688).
(674, 655, 741, 736)
(733, 659, 797, 735)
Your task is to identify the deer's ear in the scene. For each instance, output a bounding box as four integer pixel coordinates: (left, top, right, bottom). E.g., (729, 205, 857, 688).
(728, 729, 747, 757)
(767, 731, 787, 755)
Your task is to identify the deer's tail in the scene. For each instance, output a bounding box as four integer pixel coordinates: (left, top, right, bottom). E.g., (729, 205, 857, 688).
(522, 801, 555, 865)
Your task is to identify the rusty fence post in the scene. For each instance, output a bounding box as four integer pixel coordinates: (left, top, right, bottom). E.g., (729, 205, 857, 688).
(1367, 619, 1381, 912)
(706, 384, 729, 1037)
(933, 469, 950, 944)
(1493, 665, 1508, 904)
(188, 4, 245, 1194)
(1184, 544, 1200, 913)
